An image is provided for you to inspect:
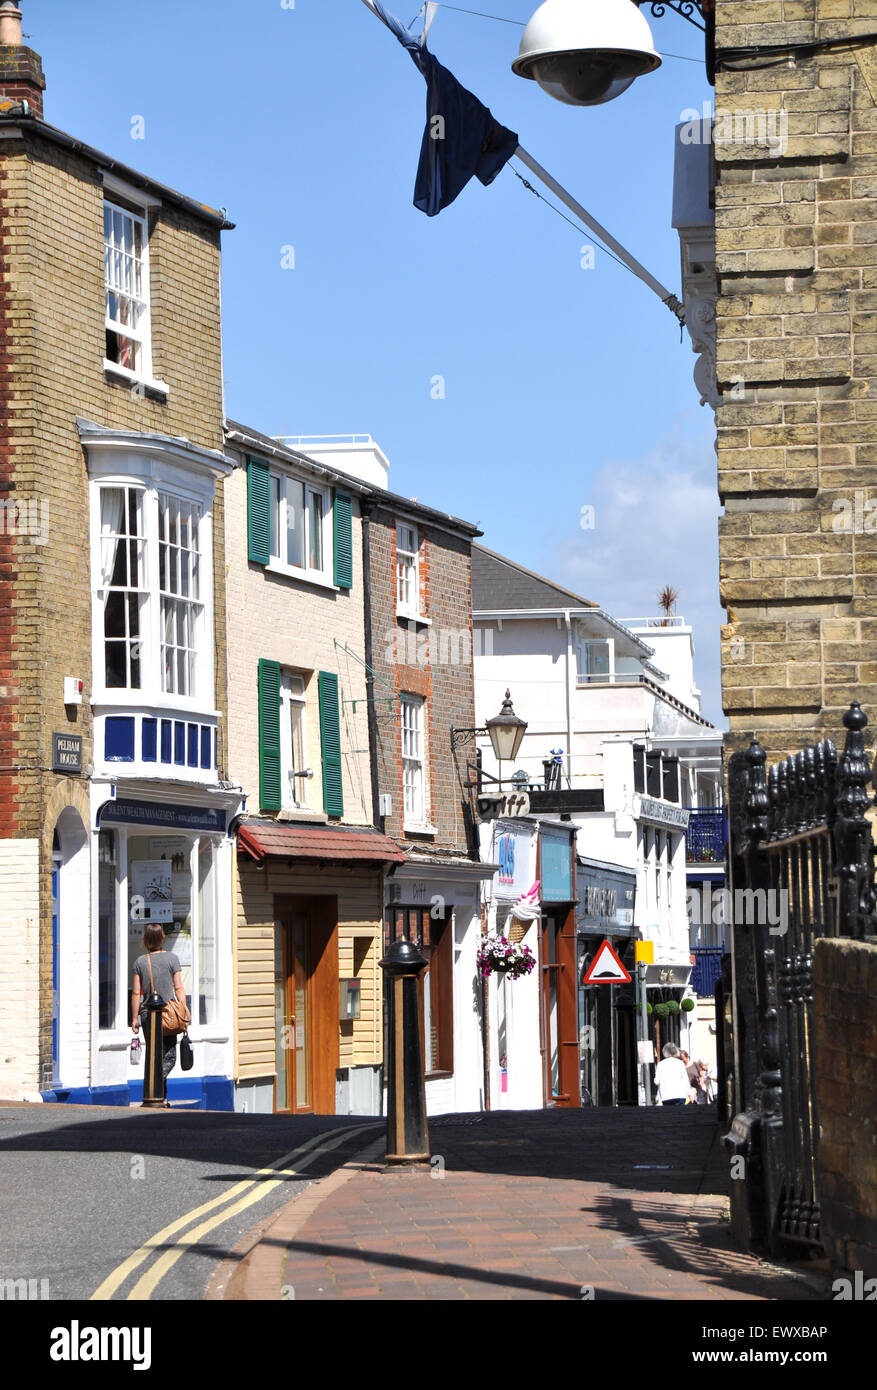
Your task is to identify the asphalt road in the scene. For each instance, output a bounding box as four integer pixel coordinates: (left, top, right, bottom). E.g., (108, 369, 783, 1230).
(0, 1105, 381, 1302)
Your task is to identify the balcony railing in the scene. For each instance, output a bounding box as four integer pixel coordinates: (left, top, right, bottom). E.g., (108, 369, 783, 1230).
(685, 808, 727, 864)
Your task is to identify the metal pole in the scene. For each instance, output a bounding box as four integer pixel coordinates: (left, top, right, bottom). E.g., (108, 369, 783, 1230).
(514, 146, 684, 320)
(609, 982, 618, 1107)
(380, 938, 430, 1163)
(141, 989, 166, 1108)
(638, 961, 652, 1106)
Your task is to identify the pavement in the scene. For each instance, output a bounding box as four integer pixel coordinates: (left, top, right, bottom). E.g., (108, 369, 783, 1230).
(210, 1106, 830, 1302)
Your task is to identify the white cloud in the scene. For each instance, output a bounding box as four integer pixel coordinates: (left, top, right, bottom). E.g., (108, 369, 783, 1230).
(540, 429, 727, 727)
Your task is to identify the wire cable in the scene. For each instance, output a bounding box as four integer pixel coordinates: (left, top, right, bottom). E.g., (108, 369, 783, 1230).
(409, 2, 705, 61)
(509, 162, 640, 280)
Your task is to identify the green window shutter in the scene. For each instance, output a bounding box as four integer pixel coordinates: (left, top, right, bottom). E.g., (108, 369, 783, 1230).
(318, 670, 344, 817)
(258, 658, 282, 812)
(333, 490, 353, 589)
(248, 456, 271, 565)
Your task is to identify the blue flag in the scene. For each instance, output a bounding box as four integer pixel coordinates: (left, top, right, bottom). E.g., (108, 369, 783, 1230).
(370, 2, 519, 217)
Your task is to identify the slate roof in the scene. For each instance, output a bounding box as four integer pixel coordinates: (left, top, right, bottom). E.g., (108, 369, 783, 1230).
(471, 544, 597, 612)
(237, 821, 407, 865)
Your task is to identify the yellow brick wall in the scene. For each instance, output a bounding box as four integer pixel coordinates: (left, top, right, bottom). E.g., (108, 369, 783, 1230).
(0, 129, 226, 1081)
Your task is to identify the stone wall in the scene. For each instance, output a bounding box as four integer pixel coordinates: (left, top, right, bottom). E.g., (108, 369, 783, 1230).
(813, 935, 877, 1277)
(714, 0, 877, 761)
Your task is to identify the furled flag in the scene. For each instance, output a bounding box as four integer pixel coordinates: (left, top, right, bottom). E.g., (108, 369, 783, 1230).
(368, 1, 519, 217)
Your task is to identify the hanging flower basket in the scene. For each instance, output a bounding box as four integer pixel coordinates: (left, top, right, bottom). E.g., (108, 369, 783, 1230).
(667, 1000, 681, 1016)
(476, 935, 536, 981)
(681, 996, 695, 1013)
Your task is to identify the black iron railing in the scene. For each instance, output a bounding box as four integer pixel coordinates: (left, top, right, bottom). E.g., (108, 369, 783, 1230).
(725, 702, 876, 1256)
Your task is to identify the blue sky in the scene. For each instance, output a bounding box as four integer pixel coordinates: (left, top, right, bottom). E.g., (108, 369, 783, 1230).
(35, 0, 723, 723)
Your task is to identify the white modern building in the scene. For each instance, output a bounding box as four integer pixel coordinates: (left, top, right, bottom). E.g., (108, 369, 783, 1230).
(472, 545, 725, 1105)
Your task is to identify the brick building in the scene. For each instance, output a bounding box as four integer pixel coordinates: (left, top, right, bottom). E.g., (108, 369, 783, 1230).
(297, 438, 491, 1116)
(0, 8, 240, 1104)
(712, 0, 877, 759)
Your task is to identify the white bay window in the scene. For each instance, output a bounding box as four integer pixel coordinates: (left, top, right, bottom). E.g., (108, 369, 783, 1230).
(85, 428, 228, 783)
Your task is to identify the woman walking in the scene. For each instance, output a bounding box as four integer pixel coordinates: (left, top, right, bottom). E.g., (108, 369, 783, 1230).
(654, 1042, 692, 1107)
(131, 926, 188, 1103)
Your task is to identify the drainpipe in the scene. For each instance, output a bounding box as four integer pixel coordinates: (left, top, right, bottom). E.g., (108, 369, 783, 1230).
(360, 498, 387, 1117)
(360, 498, 383, 831)
(563, 611, 574, 788)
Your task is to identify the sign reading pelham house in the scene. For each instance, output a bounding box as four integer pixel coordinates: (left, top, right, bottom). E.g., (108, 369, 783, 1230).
(52, 733, 83, 774)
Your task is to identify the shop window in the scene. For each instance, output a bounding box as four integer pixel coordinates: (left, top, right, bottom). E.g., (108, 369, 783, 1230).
(96, 826, 221, 1033)
(98, 830, 118, 1029)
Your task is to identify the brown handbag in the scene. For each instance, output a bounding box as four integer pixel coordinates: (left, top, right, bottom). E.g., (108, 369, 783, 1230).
(146, 951, 191, 1036)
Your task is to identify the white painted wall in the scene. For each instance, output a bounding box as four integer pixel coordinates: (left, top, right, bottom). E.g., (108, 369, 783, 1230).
(55, 808, 91, 1090)
(0, 840, 41, 1099)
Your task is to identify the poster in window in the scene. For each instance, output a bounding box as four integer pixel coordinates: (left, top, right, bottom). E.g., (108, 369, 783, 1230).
(129, 860, 173, 924)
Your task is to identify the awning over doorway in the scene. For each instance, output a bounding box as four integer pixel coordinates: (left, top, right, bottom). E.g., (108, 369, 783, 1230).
(237, 820, 407, 866)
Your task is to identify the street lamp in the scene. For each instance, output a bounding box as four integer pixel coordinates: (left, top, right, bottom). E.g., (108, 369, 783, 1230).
(452, 689, 528, 791)
(514, 0, 711, 106)
(513, 0, 661, 106)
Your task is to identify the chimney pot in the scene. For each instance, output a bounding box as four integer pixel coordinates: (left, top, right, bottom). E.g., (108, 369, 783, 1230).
(0, 4, 22, 49)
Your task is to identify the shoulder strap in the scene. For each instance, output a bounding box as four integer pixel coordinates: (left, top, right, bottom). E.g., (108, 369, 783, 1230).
(146, 952, 155, 993)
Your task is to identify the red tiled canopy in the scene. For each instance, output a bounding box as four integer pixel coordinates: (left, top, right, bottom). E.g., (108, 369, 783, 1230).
(237, 821, 406, 865)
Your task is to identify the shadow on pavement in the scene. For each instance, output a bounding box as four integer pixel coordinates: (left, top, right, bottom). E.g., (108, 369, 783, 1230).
(0, 1106, 381, 1174)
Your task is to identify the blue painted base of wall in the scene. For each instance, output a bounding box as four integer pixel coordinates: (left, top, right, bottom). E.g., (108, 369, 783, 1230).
(41, 1076, 234, 1111)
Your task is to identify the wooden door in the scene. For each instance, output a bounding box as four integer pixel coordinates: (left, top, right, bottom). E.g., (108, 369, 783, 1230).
(540, 910, 581, 1108)
(274, 896, 339, 1114)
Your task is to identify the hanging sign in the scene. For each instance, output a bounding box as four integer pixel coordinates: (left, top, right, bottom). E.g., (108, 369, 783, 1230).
(582, 938, 631, 984)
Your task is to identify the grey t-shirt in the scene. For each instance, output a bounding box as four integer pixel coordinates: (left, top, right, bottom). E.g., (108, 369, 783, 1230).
(134, 950, 181, 1009)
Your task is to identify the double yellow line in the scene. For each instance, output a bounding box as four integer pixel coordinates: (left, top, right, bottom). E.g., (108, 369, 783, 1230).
(91, 1122, 381, 1301)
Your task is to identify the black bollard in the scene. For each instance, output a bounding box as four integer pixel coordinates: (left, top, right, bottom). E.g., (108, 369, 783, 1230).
(141, 989, 166, 1108)
(380, 938, 430, 1164)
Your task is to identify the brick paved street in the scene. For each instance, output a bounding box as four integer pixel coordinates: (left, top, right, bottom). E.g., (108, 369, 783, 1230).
(216, 1107, 828, 1302)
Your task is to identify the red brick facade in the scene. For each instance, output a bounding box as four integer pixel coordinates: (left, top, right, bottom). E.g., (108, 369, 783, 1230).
(368, 505, 479, 855)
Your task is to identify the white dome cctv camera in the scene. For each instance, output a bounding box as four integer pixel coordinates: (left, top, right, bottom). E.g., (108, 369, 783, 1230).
(513, 0, 662, 107)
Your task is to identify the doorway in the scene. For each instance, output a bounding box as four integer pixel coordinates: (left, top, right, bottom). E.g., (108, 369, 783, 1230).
(540, 910, 580, 1106)
(273, 895, 338, 1114)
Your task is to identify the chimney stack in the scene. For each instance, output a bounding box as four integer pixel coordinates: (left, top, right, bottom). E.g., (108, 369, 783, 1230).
(0, 4, 45, 119)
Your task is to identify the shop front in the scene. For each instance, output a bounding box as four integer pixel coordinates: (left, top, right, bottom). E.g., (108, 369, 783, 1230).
(233, 821, 406, 1116)
(43, 786, 241, 1108)
(385, 857, 492, 1117)
(482, 817, 541, 1110)
(538, 823, 579, 1108)
(576, 857, 637, 1107)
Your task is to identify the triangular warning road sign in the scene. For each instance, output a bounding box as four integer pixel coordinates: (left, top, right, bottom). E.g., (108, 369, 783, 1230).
(582, 938, 631, 984)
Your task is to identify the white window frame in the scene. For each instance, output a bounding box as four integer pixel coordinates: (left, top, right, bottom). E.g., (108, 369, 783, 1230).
(279, 669, 310, 810)
(89, 463, 216, 715)
(396, 521, 422, 619)
(577, 636, 614, 684)
(102, 193, 168, 397)
(401, 693, 429, 829)
(267, 469, 332, 584)
(96, 825, 223, 1036)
